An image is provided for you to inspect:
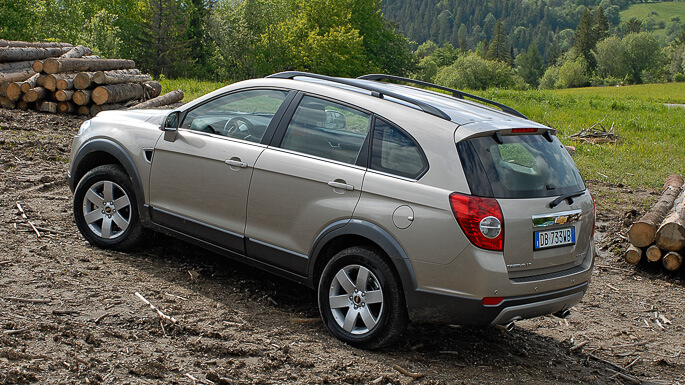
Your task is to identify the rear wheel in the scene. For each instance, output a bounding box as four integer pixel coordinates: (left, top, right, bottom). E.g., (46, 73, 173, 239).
(73, 164, 146, 251)
(318, 246, 407, 349)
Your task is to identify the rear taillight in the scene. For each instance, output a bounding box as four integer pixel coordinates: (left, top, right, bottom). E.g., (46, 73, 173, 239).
(590, 191, 596, 238)
(449, 193, 504, 251)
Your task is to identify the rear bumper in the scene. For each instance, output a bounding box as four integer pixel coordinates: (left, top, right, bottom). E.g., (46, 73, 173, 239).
(406, 281, 589, 325)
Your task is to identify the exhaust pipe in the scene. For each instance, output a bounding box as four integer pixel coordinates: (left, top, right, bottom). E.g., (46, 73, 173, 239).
(495, 321, 515, 332)
(553, 309, 571, 319)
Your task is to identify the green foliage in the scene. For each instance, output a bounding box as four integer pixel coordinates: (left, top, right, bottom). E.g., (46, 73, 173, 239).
(434, 52, 521, 90)
(595, 36, 628, 79)
(623, 32, 665, 83)
(515, 44, 544, 87)
(559, 58, 589, 88)
(158, 77, 227, 102)
(675, 73, 685, 82)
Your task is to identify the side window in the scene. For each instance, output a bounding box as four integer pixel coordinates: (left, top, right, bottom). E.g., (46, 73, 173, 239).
(280, 95, 370, 164)
(180, 89, 288, 142)
(370, 119, 427, 179)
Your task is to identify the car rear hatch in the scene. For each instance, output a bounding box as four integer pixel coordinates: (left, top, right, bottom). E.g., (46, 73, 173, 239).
(454, 125, 594, 278)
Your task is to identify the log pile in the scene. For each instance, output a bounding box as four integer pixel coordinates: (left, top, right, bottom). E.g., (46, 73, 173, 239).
(624, 174, 685, 273)
(0, 41, 183, 115)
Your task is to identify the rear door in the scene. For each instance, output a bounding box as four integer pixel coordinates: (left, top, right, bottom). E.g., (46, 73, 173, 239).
(244, 94, 371, 274)
(457, 130, 593, 278)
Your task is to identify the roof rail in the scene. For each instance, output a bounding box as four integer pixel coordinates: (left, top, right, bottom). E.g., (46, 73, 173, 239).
(267, 71, 451, 120)
(357, 74, 527, 119)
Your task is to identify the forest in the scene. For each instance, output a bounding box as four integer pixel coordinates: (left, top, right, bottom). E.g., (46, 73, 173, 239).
(2, 0, 685, 90)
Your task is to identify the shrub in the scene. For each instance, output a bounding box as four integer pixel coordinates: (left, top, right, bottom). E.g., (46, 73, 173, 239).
(434, 53, 517, 90)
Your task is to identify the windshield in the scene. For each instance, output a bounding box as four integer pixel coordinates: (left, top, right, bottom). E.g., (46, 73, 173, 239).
(457, 133, 585, 199)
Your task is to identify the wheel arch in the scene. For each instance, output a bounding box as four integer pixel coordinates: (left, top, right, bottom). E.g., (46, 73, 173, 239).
(308, 220, 418, 303)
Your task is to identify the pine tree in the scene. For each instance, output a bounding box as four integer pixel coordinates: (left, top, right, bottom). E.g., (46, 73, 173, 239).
(486, 20, 507, 63)
(574, 8, 597, 72)
(595, 6, 609, 42)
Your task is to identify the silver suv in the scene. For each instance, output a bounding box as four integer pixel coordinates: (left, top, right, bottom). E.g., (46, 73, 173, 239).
(68, 72, 595, 349)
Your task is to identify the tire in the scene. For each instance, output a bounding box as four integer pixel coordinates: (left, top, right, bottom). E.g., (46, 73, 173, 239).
(73, 164, 146, 251)
(318, 246, 408, 349)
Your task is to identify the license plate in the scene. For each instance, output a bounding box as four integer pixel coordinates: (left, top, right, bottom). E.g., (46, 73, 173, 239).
(535, 227, 575, 250)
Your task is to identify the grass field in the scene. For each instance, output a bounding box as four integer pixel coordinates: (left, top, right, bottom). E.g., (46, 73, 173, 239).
(620, 2, 685, 24)
(160, 77, 685, 190)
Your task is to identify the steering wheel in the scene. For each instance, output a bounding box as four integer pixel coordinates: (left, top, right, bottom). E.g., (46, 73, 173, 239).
(224, 117, 255, 137)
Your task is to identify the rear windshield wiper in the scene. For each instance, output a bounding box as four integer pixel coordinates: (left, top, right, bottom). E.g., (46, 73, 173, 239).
(549, 191, 585, 208)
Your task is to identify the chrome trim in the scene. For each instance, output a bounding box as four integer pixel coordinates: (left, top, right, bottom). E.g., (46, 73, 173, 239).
(532, 209, 582, 228)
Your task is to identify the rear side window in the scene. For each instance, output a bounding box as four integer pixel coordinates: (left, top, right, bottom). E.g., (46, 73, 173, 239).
(457, 133, 585, 198)
(370, 119, 427, 179)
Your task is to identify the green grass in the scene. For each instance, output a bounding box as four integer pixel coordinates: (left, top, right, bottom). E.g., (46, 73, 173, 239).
(479, 83, 685, 189)
(620, 2, 685, 24)
(158, 78, 228, 102)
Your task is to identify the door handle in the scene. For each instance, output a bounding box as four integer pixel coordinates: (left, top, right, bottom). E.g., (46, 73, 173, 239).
(327, 180, 354, 191)
(225, 159, 248, 168)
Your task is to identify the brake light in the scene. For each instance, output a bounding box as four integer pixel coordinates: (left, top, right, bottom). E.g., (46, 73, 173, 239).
(482, 297, 504, 306)
(511, 128, 538, 134)
(590, 191, 596, 238)
(449, 193, 504, 251)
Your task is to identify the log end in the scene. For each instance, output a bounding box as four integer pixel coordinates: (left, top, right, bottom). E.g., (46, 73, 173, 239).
(42, 58, 59, 75)
(92, 86, 109, 105)
(624, 245, 642, 265)
(628, 222, 656, 248)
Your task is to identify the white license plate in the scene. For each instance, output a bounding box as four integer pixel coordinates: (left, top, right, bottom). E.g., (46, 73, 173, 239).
(535, 227, 575, 250)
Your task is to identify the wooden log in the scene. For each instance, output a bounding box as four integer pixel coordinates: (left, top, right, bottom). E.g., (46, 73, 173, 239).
(32, 60, 43, 73)
(662, 251, 682, 271)
(0, 40, 72, 49)
(144, 81, 162, 99)
(77, 105, 90, 115)
(624, 245, 642, 265)
(129, 90, 184, 109)
(0, 69, 36, 83)
(92, 83, 145, 105)
(92, 72, 150, 87)
(0, 83, 8, 98)
(0, 96, 15, 109)
(60, 45, 92, 59)
(646, 245, 662, 262)
(55, 89, 74, 102)
(23, 87, 47, 103)
(0, 60, 36, 73)
(43, 58, 135, 75)
(43, 73, 79, 91)
(90, 103, 124, 116)
(37, 101, 57, 113)
(36, 74, 47, 87)
(0, 47, 72, 62)
(56, 78, 74, 91)
(629, 175, 684, 247)
(72, 90, 92, 106)
(16, 100, 29, 110)
(655, 191, 685, 251)
(18, 73, 40, 93)
(92, 69, 141, 84)
(5, 82, 23, 100)
(57, 101, 75, 114)
(73, 72, 98, 90)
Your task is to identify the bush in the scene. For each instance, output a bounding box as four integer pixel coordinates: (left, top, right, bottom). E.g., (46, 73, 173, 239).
(675, 73, 685, 82)
(539, 65, 561, 89)
(434, 53, 517, 90)
(558, 59, 588, 88)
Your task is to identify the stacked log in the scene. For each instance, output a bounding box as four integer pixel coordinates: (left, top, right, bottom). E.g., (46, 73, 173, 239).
(0, 41, 184, 116)
(624, 175, 685, 272)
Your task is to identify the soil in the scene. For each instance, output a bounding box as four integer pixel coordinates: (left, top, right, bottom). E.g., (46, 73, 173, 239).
(0, 108, 683, 385)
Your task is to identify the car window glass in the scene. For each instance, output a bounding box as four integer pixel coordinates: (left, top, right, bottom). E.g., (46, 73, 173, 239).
(370, 119, 427, 179)
(181, 89, 288, 142)
(280, 95, 370, 164)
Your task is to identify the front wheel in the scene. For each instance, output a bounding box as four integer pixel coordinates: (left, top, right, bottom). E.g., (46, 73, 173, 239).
(318, 246, 408, 349)
(73, 164, 146, 251)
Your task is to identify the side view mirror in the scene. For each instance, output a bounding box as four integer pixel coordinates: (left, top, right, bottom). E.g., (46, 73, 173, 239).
(162, 111, 181, 141)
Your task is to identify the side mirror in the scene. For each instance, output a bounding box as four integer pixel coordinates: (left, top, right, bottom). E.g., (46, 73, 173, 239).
(162, 111, 180, 142)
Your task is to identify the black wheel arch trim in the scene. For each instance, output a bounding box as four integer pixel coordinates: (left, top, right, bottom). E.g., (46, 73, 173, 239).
(69, 139, 148, 223)
(307, 219, 418, 300)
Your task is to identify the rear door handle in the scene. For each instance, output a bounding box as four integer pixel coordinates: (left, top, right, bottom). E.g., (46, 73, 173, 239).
(327, 180, 354, 191)
(225, 159, 248, 168)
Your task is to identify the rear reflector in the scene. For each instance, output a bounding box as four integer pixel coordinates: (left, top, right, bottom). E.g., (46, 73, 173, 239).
(511, 128, 538, 133)
(449, 193, 504, 251)
(482, 297, 504, 306)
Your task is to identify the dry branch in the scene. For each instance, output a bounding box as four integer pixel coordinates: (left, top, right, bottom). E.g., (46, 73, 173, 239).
(16, 202, 40, 237)
(570, 117, 620, 144)
(134, 292, 177, 323)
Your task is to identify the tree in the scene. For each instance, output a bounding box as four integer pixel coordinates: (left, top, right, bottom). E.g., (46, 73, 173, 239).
(623, 32, 665, 84)
(434, 52, 519, 90)
(515, 44, 544, 87)
(595, 6, 609, 41)
(486, 20, 508, 63)
(574, 8, 597, 72)
(595, 36, 627, 79)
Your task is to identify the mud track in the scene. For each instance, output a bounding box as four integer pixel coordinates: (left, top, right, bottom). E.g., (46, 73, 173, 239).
(0, 109, 683, 384)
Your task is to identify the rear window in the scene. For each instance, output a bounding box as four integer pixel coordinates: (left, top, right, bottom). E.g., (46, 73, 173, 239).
(457, 133, 585, 199)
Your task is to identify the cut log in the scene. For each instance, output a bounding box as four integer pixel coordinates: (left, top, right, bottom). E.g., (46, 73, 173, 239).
(16, 100, 29, 110)
(73, 72, 97, 90)
(629, 175, 684, 247)
(55, 89, 74, 102)
(43, 58, 135, 75)
(36, 75, 47, 87)
(0, 47, 72, 62)
(645, 245, 662, 262)
(624, 245, 642, 265)
(57, 101, 75, 114)
(23, 87, 47, 103)
(43, 73, 78, 91)
(59, 45, 92, 59)
(0, 69, 36, 83)
(662, 251, 683, 271)
(90, 103, 124, 116)
(77, 105, 90, 115)
(0, 96, 15, 109)
(19, 73, 40, 93)
(92, 69, 141, 84)
(0, 40, 72, 48)
(92, 83, 145, 105)
(129, 90, 184, 109)
(92, 72, 150, 87)
(5, 82, 23, 101)
(655, 191, 685, 251)
(56, 79, 74, 91)
(32, 60, 43, 73)
(72, 90, 92, 106)
(0, 60, 36, 73)
(144, 81, 162, 99)
(37, 101, 57, 113)
(0, 83, 8, 98)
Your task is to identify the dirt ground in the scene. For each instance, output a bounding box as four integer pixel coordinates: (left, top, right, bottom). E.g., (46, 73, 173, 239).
(0, 108, 683, 385)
